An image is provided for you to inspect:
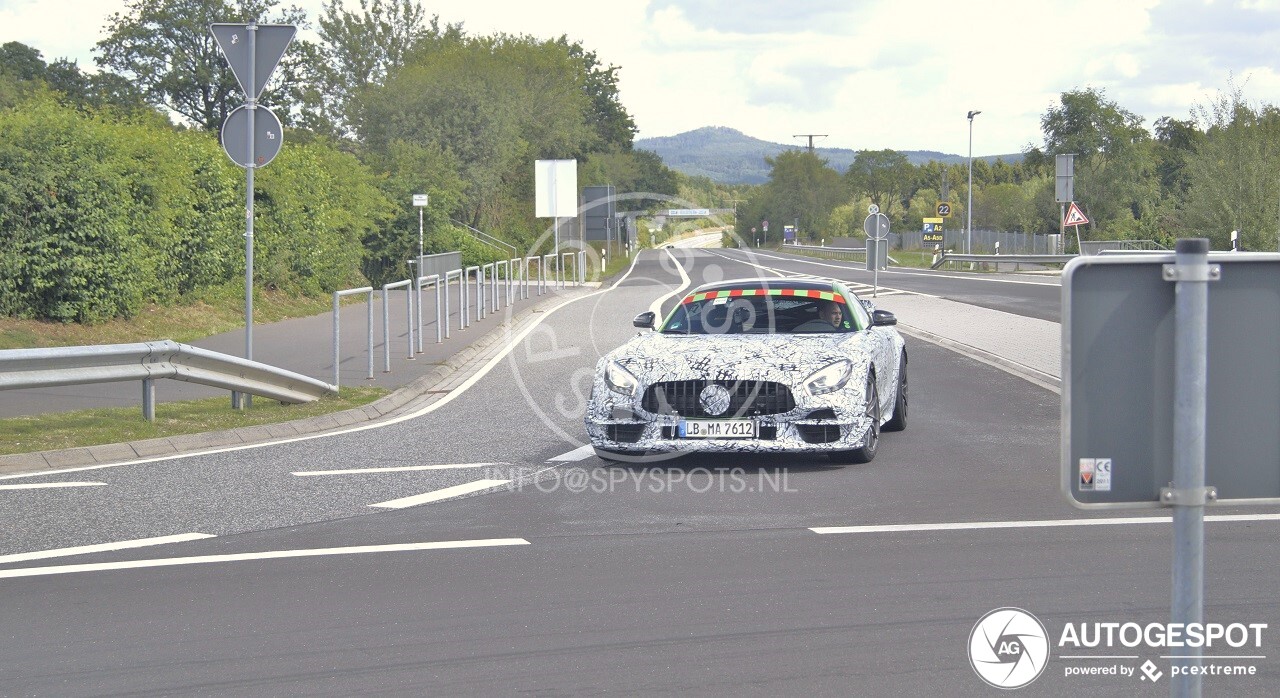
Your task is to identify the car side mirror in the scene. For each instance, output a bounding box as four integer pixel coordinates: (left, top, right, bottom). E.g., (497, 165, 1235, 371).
(633, 311, 656, 329)
(871, 309, 897, 327)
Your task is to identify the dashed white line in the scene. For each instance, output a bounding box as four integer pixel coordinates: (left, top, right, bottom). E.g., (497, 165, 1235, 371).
(0, 533, 215, 564)
(369, 479, 512, 509)
(810, 514, 1280, 535)
(293, 463, 506, 476)
(0, 482, 106, 490)
(547, 445, 595, 462)
(0, 538, 530, 579)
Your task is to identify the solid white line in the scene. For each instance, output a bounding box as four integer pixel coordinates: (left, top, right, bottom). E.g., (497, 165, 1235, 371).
(647, 248, 694, 318)
(0, 533, 215, 564)
(293, 463, 506, 476)
(0, 538, 529, 579)
(809, 514, 1280, 535)
(0, 252, 655, 480)
(548, 445, 595, 462)
(368, 479, 512, 509)
(0, 482, 106, 490)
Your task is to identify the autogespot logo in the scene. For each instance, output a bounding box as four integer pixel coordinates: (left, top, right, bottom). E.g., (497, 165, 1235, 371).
(969, 608, 1051, 689)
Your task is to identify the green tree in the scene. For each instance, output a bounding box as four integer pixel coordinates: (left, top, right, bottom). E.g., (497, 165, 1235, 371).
(314, 0, 461, 135)
(738, 151, 842, 243)
(355, 34, 600, 238)
(1037, 88, 1158, 238)
(1178, 88, 1280, 250)
(95, 0, 311, 130)
(845, 149, 915, 220)
(974, 183, 1028, 232)
(1153, 116, 1201, 200)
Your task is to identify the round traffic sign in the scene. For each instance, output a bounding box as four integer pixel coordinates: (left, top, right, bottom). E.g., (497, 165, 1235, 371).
(863, 212, 890, 240)
(220, 105, 284, 168)
(868, 204, 880, 215)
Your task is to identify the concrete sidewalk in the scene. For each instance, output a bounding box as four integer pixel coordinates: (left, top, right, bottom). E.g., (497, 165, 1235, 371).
(870, 292, 1061, 393)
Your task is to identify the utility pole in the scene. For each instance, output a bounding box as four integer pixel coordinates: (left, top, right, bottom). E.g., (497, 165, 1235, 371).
(967, 110, 981, 255)
(793, 134, 828, 154)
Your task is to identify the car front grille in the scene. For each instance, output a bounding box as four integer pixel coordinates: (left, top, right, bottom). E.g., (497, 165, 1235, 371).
(642, 380, 796, 417)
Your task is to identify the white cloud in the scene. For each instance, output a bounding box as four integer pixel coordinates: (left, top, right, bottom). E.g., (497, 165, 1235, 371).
(2, 0, 1277, 155)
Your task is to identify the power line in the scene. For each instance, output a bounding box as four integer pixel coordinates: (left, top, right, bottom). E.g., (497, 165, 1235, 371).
(793, 134, 828, 154)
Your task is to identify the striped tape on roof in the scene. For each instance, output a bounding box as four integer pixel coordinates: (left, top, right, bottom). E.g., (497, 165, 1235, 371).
(680, 289, 844, 304)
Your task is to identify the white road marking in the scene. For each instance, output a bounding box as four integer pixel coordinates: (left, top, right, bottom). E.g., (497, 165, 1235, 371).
(0, 252, 655, 480)
(0, 533, 215, 564)
(647, 247, 694, 318)
(810, 513, 1280, 535)
(0, 482, 106, 490)
(0, 538, 530, 579)
(293, 463, 506, 476)
(548, 445, 595, 462)
(369, 479, 512, 509)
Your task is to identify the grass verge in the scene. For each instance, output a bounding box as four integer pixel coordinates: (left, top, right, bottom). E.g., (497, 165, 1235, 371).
(0, 386, 389, 456)
(0, 289, 338, 350)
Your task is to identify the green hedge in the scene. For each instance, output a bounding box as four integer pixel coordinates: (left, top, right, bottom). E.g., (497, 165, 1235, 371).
(0, 94, 395, 322)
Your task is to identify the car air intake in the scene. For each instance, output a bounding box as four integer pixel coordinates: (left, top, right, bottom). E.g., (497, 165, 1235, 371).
(642, 380, 795, 417)
(796, 424, 843, 444)
(606, 423, 646, 443)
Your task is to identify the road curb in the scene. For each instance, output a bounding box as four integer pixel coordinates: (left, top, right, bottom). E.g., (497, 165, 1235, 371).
(0, 283, 604, 477)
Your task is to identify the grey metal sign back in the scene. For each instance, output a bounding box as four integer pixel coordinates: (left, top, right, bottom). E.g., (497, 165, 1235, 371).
(211, 23, 296, 99)
(1055, 153, 1074, 203)
(220, 105, 283, 167)
(1062, 252, 1280, 508)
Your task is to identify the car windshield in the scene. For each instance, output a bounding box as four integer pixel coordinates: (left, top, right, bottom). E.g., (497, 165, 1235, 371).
(660, 289, 858, 334)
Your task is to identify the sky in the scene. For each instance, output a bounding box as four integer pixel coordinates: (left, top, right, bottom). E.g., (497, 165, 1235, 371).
(2, 0, 1279, 156)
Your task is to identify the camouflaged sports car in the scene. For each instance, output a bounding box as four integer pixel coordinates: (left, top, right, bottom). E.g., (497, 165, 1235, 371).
(585, 278, 907, 463)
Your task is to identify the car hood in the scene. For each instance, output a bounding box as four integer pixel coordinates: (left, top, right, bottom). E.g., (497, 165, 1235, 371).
(604, 332, 861, 384)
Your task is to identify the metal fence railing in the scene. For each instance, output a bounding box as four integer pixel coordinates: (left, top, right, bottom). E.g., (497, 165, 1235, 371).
(330, 249, 589, 390)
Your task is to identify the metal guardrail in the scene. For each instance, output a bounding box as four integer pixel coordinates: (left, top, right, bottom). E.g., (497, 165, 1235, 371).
(0, 341, 335, 422)
(783, 243, 867, 261)
(782, 243, 900, 266)
(932, 252, 1077, 269)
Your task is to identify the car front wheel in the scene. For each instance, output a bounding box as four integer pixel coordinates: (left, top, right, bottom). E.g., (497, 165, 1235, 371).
(829, 376, 880, 464)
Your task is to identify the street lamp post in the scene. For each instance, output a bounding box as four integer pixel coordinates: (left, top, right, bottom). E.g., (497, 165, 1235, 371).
(967, 110, 981, 255)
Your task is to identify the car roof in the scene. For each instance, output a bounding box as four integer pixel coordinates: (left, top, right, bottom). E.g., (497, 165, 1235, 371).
(690, 277, 841, 294)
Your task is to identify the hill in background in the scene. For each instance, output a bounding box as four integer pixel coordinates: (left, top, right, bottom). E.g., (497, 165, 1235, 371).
(636, 126, 1023, 185)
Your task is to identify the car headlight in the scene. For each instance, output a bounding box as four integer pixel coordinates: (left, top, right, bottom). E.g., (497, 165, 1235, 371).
(804, 359, 852, 396)
(605, 361, 639, 396)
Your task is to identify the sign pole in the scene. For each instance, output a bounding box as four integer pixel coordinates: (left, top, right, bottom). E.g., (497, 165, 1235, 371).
(237, 20, 259, 410)
(1169, 238, 1210, 697)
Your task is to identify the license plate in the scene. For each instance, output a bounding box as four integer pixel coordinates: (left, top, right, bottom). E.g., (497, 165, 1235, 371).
(678, 419, 757, 439)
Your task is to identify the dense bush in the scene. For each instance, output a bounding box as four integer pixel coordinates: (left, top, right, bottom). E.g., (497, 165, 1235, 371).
(0, 95, 395, 321)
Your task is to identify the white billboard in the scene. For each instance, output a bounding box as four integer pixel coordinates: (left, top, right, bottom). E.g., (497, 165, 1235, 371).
(535, 159, 577, 218)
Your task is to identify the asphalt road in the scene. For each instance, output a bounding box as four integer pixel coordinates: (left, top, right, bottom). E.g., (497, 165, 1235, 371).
(1, 249, 1276, 696)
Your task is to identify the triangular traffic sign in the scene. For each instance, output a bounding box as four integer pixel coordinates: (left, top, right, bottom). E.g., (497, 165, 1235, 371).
(211, 23, 296, 100)
(1064, 202, 1089, 227)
